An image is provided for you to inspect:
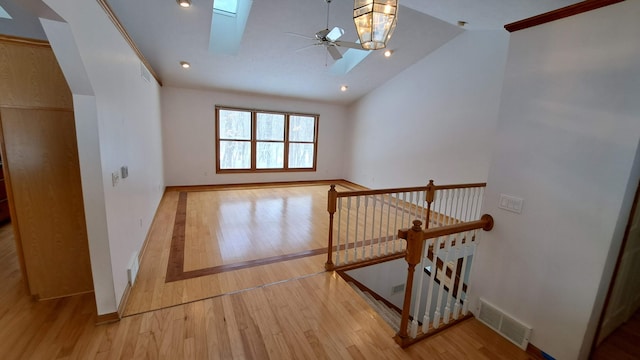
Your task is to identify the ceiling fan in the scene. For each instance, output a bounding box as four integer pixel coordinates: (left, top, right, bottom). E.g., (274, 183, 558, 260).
(287, 0, 364, 61)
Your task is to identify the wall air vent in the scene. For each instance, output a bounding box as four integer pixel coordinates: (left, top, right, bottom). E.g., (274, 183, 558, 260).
(391, 283, 405, 295)
(477, 298, 532, 350)
(140, 62, 151, 83)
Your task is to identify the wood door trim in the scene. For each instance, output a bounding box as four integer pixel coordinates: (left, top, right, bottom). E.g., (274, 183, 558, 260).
(0, 110, 30, 293)
(505, 0, 624, 32)
(591, 178, 640, 354)
(0, 105, 74, 112)
(0, 34, 50, 47)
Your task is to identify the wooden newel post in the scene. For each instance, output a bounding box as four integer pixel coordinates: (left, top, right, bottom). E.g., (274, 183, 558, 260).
(425, 180, 435, 230)
(325, 185, 338, 271)
(395, 220, 425, 346)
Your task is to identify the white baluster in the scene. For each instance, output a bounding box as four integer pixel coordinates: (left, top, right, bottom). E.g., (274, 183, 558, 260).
(435, 190, 444, 228)
(393, 193, 399, 253)
(433, 235, 453, 329)
(409, 239, 428, 338)
(363, 196, 370, 260)
(445, 189, 453, 225)
(377, 194, 384, 257)
(422, 237, 441, 333)
(345, 197, 351, 263)
(468, 188, 476, 221)
(354, 197, 360, 262)
(444, 235, 462, 325)
(453, 231, 470, 320)
(400, 192, 406, 235)
(408, 191, 415, 228)
(385, 193, 392, 255)
(462, 188, 471, 222)
(336, 197, 342, 266)
(453, 189, 462, 224)
(369, 196, 375, 259)
(462, 234, 478, 315)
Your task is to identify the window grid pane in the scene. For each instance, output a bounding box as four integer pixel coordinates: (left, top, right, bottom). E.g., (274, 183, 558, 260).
(256, 142, 284, 169)
(288, 143, 314, 168)
(219, 140, 251, 169)
(256, 113, 285, 141)
(219, 110, 251, 140)
(289, 116, 315, 142)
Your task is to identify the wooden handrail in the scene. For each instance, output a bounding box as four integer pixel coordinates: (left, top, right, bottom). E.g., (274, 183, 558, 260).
(335, 186, 426, 198)
(431, 182, 487, 190)
(325, 180, 487, 271)
(399, 214, 494, 242)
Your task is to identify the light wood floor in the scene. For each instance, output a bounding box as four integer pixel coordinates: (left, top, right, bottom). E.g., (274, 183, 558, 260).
(0, 219, 534, 359)
(125, 183, 359, 316)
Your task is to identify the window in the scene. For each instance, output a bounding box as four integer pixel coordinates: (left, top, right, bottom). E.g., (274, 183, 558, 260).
(216, 106, 318, 173)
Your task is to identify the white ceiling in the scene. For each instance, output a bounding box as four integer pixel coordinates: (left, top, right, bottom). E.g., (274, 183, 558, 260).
(0, 0, 582, 104)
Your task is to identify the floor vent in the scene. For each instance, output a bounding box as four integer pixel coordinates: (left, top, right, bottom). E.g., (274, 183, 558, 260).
(127, 252, 140, 286)
(477, 299, 531, 350)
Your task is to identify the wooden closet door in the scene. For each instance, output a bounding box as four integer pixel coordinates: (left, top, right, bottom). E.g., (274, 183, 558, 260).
(0, 108, 93, 299)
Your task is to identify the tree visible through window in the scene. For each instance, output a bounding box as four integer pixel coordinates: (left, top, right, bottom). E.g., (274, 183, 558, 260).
(216, 106, 318, 172)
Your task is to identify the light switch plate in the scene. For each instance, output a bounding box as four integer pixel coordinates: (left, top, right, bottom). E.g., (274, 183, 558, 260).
(498, 194, 523, 214)
(112, 172, 119, 187)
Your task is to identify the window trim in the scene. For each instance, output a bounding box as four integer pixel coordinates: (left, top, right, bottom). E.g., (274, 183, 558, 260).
(215, 105, 319, 174)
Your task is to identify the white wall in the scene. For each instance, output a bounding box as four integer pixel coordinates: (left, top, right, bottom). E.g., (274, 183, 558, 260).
(471, 2, 640, 359)
(344, 30, 509, 188)
(161, 86, 348, 186)
(42, 0, 165, 314)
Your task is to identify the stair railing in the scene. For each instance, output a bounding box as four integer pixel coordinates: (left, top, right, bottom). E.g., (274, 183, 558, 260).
(394, 214, 494, 347)
(325, 180, 486, 271)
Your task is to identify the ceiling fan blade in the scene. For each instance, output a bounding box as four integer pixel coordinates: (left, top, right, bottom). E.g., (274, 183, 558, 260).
(335, 41, 365, 50)
(285, 32, 316, 40)
(326, 27, 344, 42)
(295, 43, 322, 52)
(326, 45, 342, 60)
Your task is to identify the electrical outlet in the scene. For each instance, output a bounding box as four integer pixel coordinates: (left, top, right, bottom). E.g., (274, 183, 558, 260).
(498, 194, 523, 214)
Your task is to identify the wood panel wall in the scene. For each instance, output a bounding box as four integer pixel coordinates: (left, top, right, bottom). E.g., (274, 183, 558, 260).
(0, 36, 72, 109)
(0, 36, 93, 299)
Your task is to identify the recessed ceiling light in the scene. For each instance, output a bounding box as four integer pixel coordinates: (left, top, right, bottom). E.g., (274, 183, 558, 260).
(177, 0, 192, 8)
(340, 85, 348, 92)
(180, 61, 191, 69)
(384, 50, 393, 58)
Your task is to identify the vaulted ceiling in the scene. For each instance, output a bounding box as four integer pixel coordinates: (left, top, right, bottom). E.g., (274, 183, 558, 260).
(0, 0, 582, 104)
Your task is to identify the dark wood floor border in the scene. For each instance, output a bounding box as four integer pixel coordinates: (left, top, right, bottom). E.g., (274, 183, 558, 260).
(162, 181, 470, 283)
(164, 187, 406, 283)
(165, 192, 187, 282)
(165, 179, 366, 193)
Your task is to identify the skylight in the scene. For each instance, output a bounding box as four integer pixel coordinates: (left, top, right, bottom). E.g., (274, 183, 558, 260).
(210, 0, 252, 55)
(0, 5, 12, 19)
(214, 0, 238, 16)
(330, 44, 371, 75)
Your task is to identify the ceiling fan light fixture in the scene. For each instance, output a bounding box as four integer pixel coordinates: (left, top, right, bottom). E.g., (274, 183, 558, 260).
(177, 0, 192, 8)
(353, 0, 398, 50)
